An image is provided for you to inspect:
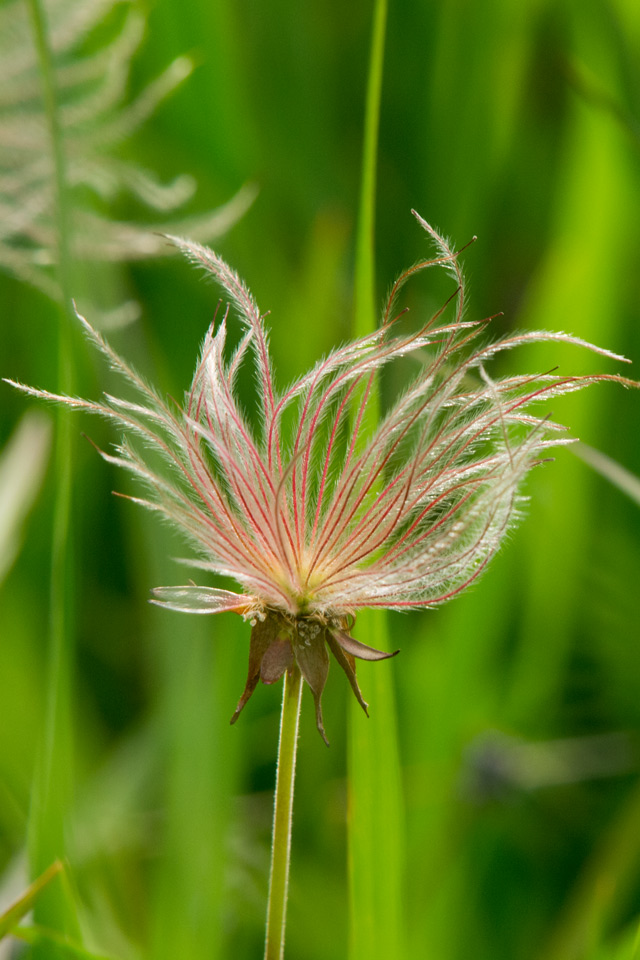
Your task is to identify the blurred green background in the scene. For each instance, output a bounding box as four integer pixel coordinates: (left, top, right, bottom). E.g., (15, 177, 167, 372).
(1, 0, 640, 958)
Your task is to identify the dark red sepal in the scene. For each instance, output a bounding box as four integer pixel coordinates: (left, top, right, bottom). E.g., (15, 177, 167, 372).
(333, 629, 399, 661)
(294, 621, 330, 746)
(326, 631, 369, 716)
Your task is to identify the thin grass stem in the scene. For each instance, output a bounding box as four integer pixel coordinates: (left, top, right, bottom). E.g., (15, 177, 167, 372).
(353, 0, 387, 341)
(26, 0, 78, 940)
(264, 664, 304, 960)
(349, 0, 406, 957)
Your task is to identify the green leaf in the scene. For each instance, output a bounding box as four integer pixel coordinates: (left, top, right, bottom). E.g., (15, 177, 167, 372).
(348, 2, 406, 957)
(11, 923, 122, 960)
(0, 860, 63, 940)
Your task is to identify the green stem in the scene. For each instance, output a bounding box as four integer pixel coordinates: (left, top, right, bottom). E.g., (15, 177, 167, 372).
(348, 1, 406, 958)
(264, 665, 304, 960)
(27, 0, 73, 308)
(353, 0, 387, 341)
(26, 0, 77, 942)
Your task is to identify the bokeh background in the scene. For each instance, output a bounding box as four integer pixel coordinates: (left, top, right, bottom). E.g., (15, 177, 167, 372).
(1, 0, 640, 958)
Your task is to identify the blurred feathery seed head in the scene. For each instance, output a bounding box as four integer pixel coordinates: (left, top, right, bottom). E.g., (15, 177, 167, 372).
(6, 212, 637, 741)
(0, 0, 255, 302)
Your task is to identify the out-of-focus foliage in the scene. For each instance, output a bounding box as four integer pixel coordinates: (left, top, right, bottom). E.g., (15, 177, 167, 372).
(0, 412, 51, 584)
(1, 1, 639, 959)
(0, 0, 254, 304)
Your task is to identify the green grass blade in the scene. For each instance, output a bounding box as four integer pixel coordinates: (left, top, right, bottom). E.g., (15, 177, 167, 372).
(353, 0, 387, 342)
(541, 780, 640, 960)
(0, 860, 63, 940)
(25, 0, 79, 944)
(348, 2, 406, 958)
(348, 612, 405, 960)
(11, 925, 122, 960)
(573, 444, 640, 507)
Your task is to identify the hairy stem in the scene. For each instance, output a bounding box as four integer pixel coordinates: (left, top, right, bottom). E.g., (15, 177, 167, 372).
(264, 665, 304, 960)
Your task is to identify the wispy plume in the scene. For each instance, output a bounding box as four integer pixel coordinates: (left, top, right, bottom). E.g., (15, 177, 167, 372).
(7, 212, 636, 740)
(0, 0, 255, 301)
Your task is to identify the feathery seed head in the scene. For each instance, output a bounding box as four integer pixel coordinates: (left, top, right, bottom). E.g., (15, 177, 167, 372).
(7, 213, 637, 739)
